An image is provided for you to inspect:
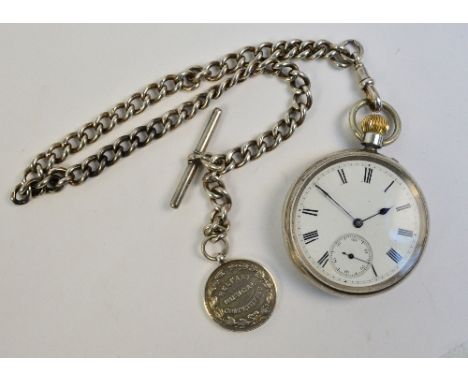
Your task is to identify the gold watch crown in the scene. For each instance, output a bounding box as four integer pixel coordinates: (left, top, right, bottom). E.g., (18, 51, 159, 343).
(360, 114, 390, 135)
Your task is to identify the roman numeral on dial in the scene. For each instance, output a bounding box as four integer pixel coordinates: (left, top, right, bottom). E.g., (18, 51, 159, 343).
(303, 230, 319, 244)
(398, 228, 414, 237)
(384, 180, 395, 192)
(364, 167, 373, 183)
(337, 169, 347, 184)
(302, 209, 318, 216)
(317, 251, 329, 267)
(386, 248, 403, 263)
(396, 203, 411, 212)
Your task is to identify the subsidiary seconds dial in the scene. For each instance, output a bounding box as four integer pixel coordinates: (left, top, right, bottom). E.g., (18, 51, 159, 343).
(329, 233, 374, 278)
(283, 150, 429, 295)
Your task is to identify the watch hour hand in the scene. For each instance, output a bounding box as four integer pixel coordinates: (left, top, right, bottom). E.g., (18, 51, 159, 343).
(362, 207, 392, 222)
(314, 184, 355, 220)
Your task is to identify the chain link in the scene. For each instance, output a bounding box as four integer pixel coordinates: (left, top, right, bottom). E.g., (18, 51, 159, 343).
(200, 167, 232, 262)
(11, 39, 360, 205)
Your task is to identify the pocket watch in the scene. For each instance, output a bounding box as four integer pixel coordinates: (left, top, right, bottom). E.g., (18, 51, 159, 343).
(10, 39, 430, 329)
(283, 106, 429, 295)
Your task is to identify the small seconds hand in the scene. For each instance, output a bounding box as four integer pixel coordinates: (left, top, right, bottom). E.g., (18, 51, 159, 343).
(342, 252, 378, 277)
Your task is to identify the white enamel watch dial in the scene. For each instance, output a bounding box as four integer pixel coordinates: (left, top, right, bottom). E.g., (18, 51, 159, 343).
(283, 150, 429, 295)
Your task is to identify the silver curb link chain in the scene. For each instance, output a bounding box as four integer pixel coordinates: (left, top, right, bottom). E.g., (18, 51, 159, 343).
(11, 39, 372, 206)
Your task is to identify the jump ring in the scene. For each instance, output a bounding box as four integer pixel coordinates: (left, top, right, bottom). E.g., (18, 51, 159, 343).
(348, 99, 401, 146)
(201, 236, 229, 262)
(339, 39, 364, 60)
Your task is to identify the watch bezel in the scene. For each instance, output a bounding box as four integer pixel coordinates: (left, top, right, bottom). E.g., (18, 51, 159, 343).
(283, 149, 429, 295)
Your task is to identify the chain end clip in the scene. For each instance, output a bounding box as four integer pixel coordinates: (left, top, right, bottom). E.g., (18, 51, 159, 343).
(353, 58, 382, 112)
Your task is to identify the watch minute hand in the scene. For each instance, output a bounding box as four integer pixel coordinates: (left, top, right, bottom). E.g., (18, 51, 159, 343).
(314, 184, 355, 220)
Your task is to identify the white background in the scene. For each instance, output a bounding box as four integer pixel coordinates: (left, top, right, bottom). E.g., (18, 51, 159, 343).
(0, 24, 467, 357)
